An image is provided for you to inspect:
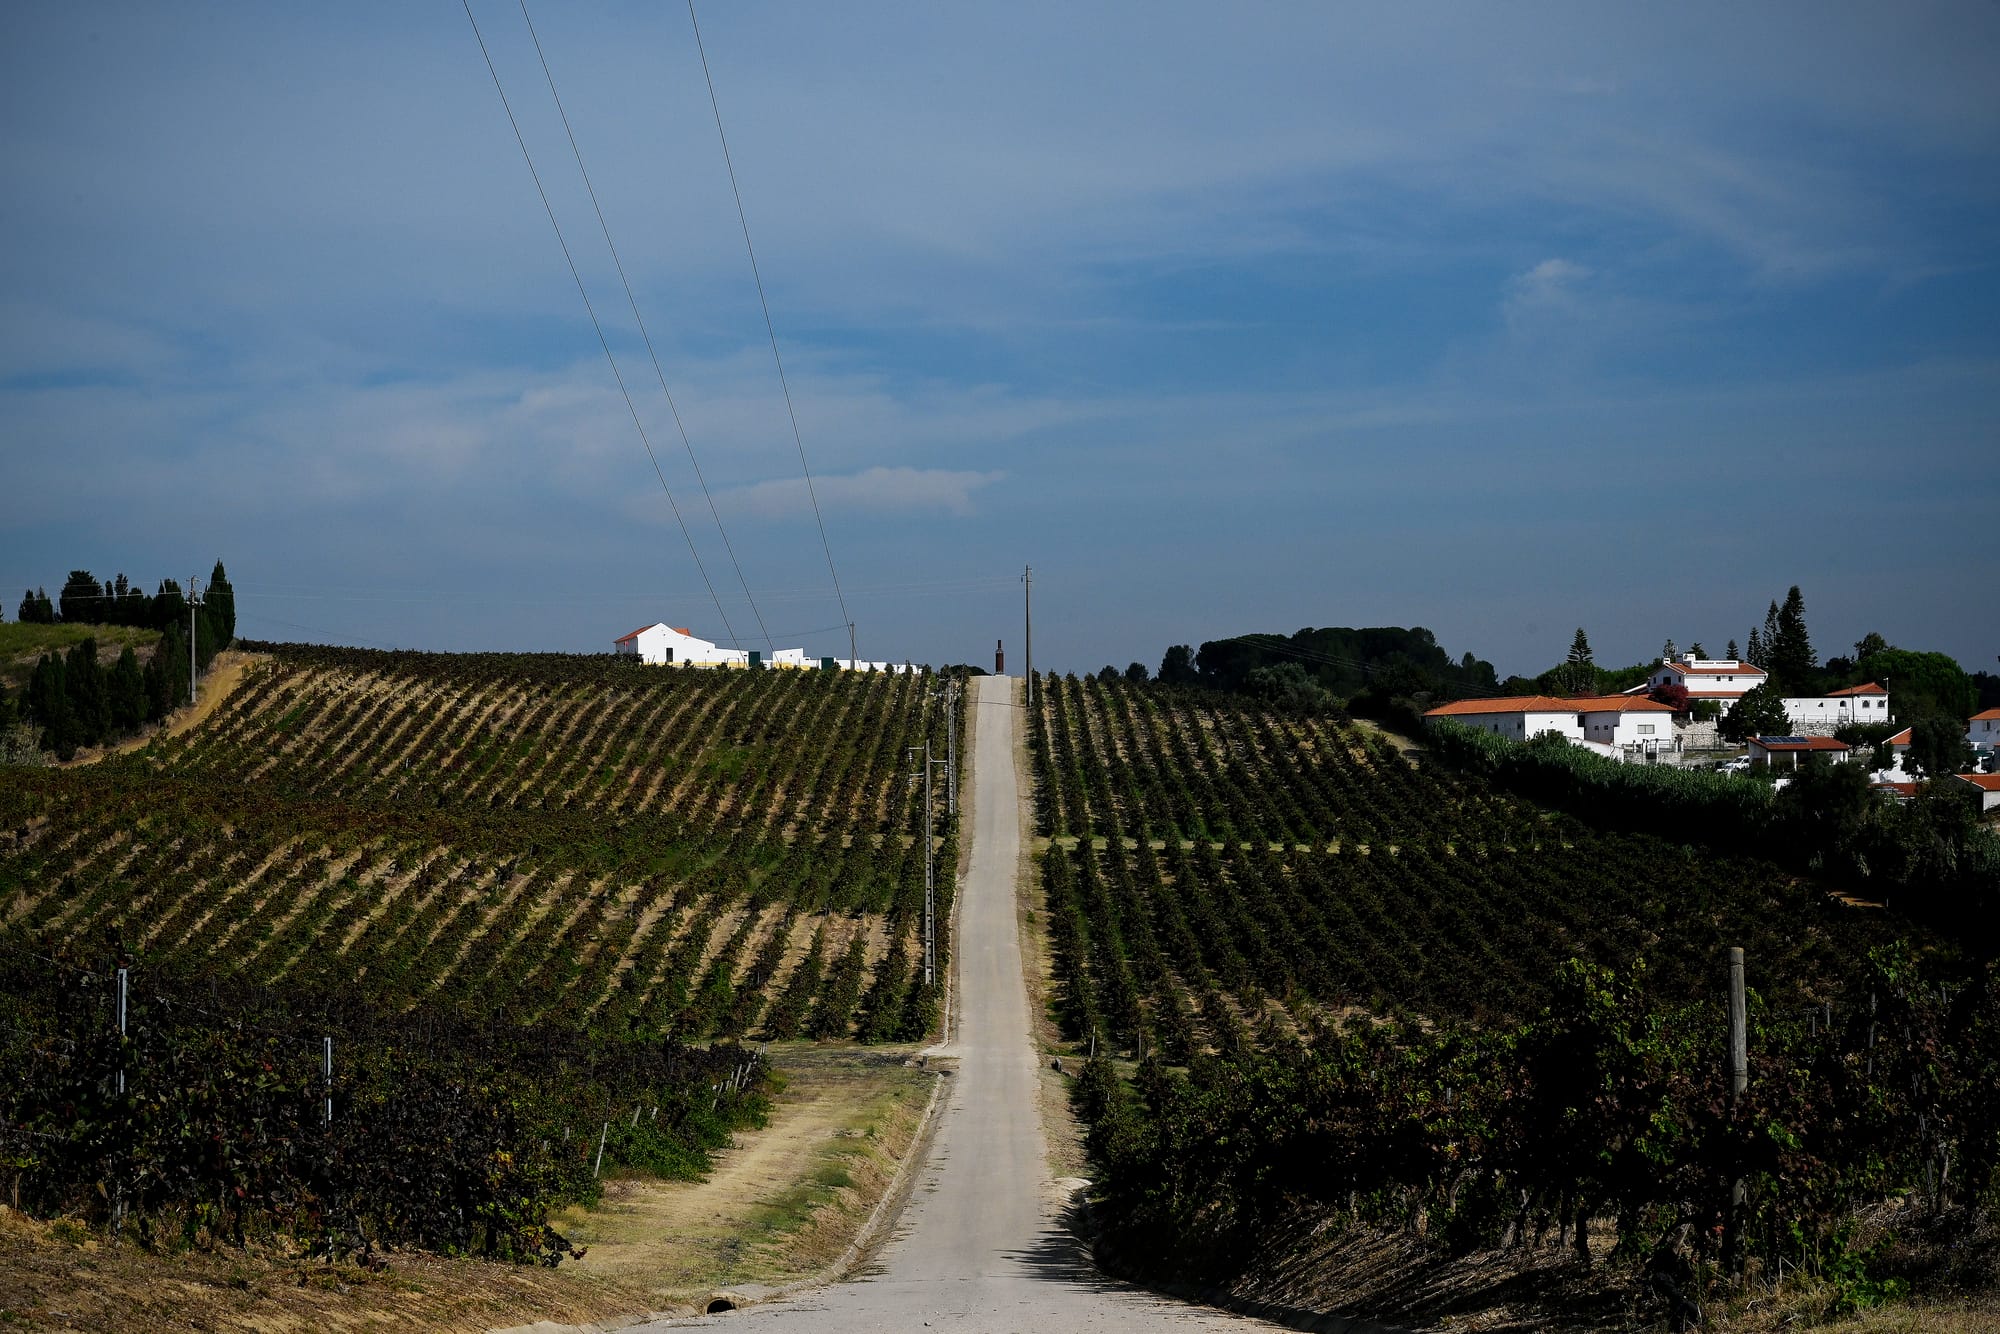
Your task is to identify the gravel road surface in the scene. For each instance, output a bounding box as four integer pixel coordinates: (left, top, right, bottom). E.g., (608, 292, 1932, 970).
(637, 674, 1271, 1331)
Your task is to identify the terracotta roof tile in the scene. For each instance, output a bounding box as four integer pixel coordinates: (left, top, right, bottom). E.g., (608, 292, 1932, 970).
(1961, 774, 2000, 793)
(1972, 708, 2000, 722)
(1827, 682, 1887, 697)
(1424, 695, 1673, 718)
(614, 623, 661, 643)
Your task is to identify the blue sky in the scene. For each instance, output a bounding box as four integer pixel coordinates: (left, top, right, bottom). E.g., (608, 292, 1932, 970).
(2, 2, 1995, 678)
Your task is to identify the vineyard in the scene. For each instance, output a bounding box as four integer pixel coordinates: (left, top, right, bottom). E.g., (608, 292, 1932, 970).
(1, 645, 963, 1258)
(1029, 670, 1891, 1054)
(1032, 672, 1997, 1320)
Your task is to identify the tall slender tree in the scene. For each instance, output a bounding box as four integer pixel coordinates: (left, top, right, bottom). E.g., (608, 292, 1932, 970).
(207, 559, 236, 646)
(1769, 585, 1816, 693)
(63, 639, 109, 747)
(109, 646, 146, 732)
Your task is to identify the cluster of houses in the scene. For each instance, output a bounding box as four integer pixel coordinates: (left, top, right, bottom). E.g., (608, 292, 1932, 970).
(612, 622, 913, 673)
(1421, 653, 2000, 814)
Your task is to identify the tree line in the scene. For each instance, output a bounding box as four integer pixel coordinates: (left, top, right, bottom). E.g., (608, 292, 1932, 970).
(2, 561, 236, 760)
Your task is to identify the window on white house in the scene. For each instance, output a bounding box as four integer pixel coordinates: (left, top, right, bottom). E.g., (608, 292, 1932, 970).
(1639, 725, 1655, 734)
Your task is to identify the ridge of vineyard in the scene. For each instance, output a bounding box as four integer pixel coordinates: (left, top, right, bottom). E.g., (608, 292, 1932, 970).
(1028, 670, 1898, 1054)
(1, 645, 967, 1259)
(2, 646, 966, 1044)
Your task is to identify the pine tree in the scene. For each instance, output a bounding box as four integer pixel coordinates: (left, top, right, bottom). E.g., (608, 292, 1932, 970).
(1726, 639, 1739, 661)
(1769, 585, 1816, 694)
(1746, 629, 1765, 668)
(1662, 638, 1679, 662)
(59, 571, 101, 625)
(1689, 641, 1707, 658)
(1563, 628, 1597, 695)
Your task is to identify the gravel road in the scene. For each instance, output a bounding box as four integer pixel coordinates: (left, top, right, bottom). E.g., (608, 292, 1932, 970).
(637, 674, 1271, 1331)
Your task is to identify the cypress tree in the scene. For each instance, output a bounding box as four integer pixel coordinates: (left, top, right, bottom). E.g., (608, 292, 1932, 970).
(27, 654, 73, 758)
(14, 590, 28, 623)
(207, 559, 236, 646)
(64, 639, 110, 747)
(151, 579, 187, 633)
(144, 624, 189, 722)
(110, 646, 146, 733)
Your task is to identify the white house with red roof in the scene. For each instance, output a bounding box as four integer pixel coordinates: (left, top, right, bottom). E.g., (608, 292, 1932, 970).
(612, 623, 751, 668)
(1643, 654, 1767, 713)
(1781, 682, 1892, 735)
(1960, 773, 2000, 814)
(1969, 708, 2000, 755)
(1423, 695, 1677, 758)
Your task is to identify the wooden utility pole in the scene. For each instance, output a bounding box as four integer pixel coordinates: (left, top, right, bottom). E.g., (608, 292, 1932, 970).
(1725, 945, 1748, 1275)
(187, 576, 205, 707)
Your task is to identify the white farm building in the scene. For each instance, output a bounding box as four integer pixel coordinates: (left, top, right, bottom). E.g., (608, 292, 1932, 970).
(1780, 682, 1891, 735)
(1423, 694, 1677, 759)
(612, 623, 913, 672)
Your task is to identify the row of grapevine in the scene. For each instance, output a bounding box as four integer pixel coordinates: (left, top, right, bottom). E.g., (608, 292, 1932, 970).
(156, 646, 931, 835)
(0, 767, 943, 1044)
(0, 940, 767, 1262)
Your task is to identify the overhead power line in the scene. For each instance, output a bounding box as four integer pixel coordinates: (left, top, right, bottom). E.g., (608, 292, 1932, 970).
(515, 0, 773, 654)
(684, 0, 850, 636)
(459, 0, 739, 648)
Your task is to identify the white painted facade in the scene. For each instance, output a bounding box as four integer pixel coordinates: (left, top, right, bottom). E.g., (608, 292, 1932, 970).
(1424, 695, 1681, 762)
(1578, 701, 1676, 749)
(1960, 775, 2000, 813)
(1781, 684, 1891, 735)
(1970, 709, 2000, 754)
(613, 623, 750, 667)
(613, 623, 914, 672)
(1646, 655, 1768, 712)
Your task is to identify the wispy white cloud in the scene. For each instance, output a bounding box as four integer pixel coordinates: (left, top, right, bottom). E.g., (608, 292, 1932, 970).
(719, 467, 1008, 519)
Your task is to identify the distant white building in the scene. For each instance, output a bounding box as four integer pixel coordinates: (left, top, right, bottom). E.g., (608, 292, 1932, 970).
(1781, 682, 1891, 736)
(612, 623, 914, 672)
(1423, 694, 1677, 759)
(1970, 708, 2000, 755)
(1642, 654, 1768, 713)
(614, 623, 751, 667)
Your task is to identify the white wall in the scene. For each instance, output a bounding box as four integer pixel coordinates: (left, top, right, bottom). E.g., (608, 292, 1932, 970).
(1580, 709, 1672, 747)
(1970, 716, 2000, 752)
(1782, 694, 1891, 734)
